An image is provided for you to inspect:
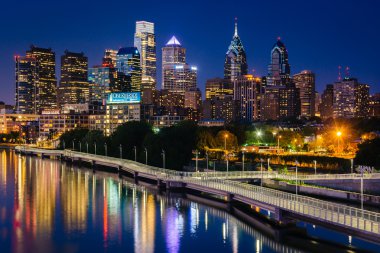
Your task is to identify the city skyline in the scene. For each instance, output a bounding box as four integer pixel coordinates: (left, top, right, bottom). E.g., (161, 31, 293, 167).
(1, 0, 380, 105)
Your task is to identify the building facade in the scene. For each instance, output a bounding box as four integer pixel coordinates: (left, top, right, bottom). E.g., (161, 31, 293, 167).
(116, 47, 142, 92)
(293, 70, 315, 118)
(233, 75, 262, 122)
(162, 36, 197, 93)
(15, 56, 37, 114)
(320, 84, 334, 120)
(26, 46, 58, 112)
(205, 78, 233, 100)
(134, 21, 157, 90)
(58, 51, 89, 106)
(266, 38, 291, 86)
(224, 19, 248, 82)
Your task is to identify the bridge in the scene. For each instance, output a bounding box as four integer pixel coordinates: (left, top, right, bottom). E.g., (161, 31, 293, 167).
(14, 146, 380, 242)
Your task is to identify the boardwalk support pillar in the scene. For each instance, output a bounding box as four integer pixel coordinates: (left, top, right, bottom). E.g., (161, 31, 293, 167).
(134, 172, 139, 184)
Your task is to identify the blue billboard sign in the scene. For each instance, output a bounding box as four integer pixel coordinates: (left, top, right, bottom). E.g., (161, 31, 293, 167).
(106, 92, 141, 104)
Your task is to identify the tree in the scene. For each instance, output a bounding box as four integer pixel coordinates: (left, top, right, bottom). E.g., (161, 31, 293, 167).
(58, 128, 89, 150)
(355, 138, 380, 169)
(81, 130, 108, 155)
(215, 130, 238, 151)
(109, 121, 153, 159)
(196, 128, 216, 152)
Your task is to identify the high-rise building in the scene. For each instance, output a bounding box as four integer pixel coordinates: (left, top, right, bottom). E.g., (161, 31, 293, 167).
(355, 83, 370, 118)
(116, 47, 142, 92)
(369, 93, 380, 117)
(58, 51, 89, 106)
(15, 56, 37, 114)
(224, 19, 248, 81)
(202, 96, 240, 124)
(26, 46, 58, 112)
(134, 21, 157, 90)
(205, 78, 233, 100)
(267, 38, 291, 86)
(88, 66, 115, 104)
(184, 88, 202, 121)
(320, 84, 334, 120)
(279, 83, 301, 119)
(293, 70, 316, 117)
(233, 75, 262, 122)
(333, 78, 357, 118)
(261, 86, 281, 121)
(162, 36, 197, 94)
(102, 49, 118, 67)
(315, 91, 322, 117)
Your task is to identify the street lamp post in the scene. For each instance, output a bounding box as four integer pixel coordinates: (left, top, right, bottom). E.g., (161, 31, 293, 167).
(278, 135, 282, 151)
(94, 142, 97, 155)
(144, 148, 148, 165)
(72, 140, 75, 151)
(313, 160, 317, 175)
(133, 146, 137, 161)
(86, 142, 88, 153)
(195, 150, 199, 172)
(267, 158, 270, 171)
(337, 131, 342, 154)
(226, 155, 229, 173)
(79, 141, 82, 152)
(361, 171, 364, 214)
(104, 143, 107, 156)
(224, 134, 228, 151)
(63, 140, 65, 150)
(295, 160, 299, 199)
(119, 144, 122, 159)
(351, 159, 354, 174)
(161, 149, 166, 169)
(206, 151, 209, 171)
(260, 158, 264, 188)
(242, 150, 245, 172)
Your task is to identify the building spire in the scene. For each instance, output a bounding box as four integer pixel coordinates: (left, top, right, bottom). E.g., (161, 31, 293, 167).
(234, 17, 238, 37)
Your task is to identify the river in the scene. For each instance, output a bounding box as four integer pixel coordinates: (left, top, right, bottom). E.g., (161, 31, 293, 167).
(0, 149, 378, 253)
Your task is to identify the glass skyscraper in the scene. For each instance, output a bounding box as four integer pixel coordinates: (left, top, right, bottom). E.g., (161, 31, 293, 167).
(58, 51, 89, 106)
(267, 38, 291, 86)
(162, 36, 197, 94)
(26, 46, 57, 112)
(116, 47, 142, 92)
(134, 21, 156, 90)
(15, 56, 37, 114)
(224, 19, 248, 81)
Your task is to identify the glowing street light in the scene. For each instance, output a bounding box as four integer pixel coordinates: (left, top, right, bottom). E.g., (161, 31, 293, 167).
(224, 134, 228, 150)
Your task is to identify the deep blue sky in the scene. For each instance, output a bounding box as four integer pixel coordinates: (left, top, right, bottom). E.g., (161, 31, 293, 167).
(1, 0, 379, 104)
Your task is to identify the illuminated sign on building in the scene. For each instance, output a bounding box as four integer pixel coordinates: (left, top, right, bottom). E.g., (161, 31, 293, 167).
(106, 92, 141, 104)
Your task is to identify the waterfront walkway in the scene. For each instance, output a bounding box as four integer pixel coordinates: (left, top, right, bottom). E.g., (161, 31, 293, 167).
(15, 146, 380, 241)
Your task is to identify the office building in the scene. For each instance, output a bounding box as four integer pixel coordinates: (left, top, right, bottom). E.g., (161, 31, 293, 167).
(224, 19, 247, 81)
(205, 78, 233, 100)
(102, 49, 118, 67)
(293, 70, 315, 117)
(279, 83, 301, 119)
(58, 51, 89, 106)
(266, 38, 291, 86)
(320, 84, 334, 120)
(90, 92, 141, 136)
(162, 36, 197, 93)
(233, 75, 262, 122)
(15, 56, 37, 114)
(202, 96, 240, 123)
(26, 46, 58, 112)
(134, 21, 157, 90)
(369, 93, 380, 117)
(355, 83, 370, 118)
(116, 47, 142, 92)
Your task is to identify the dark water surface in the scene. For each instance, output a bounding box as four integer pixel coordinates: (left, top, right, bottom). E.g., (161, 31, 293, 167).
(0, 150, 379, 253)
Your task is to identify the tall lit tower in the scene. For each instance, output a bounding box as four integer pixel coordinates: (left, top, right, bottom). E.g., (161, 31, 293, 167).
(267, 38, 291, 86)
(224, 18, 248, 81)
(15, 56, 37, 114)
(134, 21, 156, 90)
(26, 46, 57, 112)
(293, 70, 316, 117)
(162, 36, 197, 94)
(116, 47, 142, 92)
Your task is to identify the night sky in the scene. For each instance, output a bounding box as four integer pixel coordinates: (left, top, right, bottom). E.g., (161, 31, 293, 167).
(1, 0, 379, 104)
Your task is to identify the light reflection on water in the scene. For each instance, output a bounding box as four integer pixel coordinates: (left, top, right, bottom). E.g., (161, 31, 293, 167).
(0, 150, 378, 253)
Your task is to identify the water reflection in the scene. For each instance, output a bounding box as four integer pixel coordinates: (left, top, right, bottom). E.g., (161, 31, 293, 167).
(0, 149, 378, 253)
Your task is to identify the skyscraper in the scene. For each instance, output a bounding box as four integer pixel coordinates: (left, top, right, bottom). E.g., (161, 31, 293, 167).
(58, 50, 89, 106)
(355, 83, 370, 118)
(267, 38, 291, 86)
(224, 19, 248, 81)
(333, 78, 357, 118)
(116, 47, 142, 92)
(134, 21, 156, 90)
(293, 70, 316, 117)
(233, 75, 262, 122)
(162, 36, 197, 94)
(320, 84, 334, 120)
(26, 46, 57, 112)
(15, 56, 37, 114)
(279, 83, 301, 119)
